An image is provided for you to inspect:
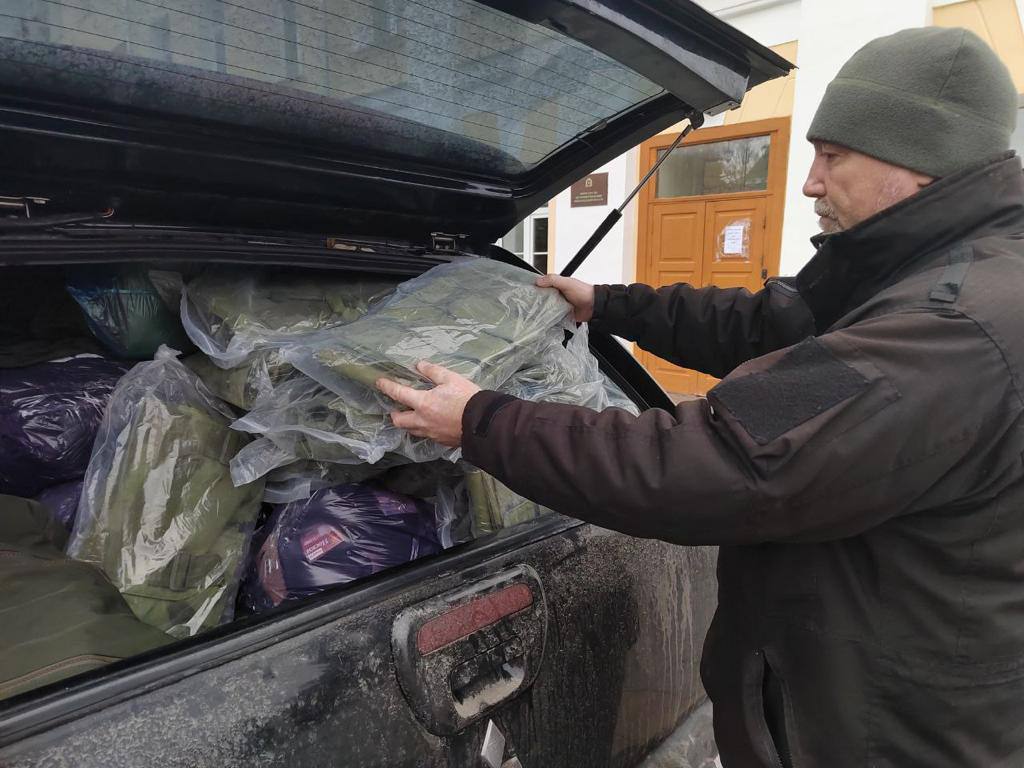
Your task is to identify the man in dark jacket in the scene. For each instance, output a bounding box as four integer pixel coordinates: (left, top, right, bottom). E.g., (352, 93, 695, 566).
(378, 27, 1024, 768)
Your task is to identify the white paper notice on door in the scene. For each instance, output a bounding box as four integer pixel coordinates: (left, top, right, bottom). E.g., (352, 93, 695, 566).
(722, 222, 747, 255)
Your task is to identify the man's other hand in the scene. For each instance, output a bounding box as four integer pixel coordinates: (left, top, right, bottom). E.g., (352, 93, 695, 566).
(376, 361, 481, 447)
(536, 274, 596, 322)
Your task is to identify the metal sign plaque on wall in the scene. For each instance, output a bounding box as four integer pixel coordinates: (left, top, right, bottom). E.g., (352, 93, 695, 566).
(570, 172, 609, 207)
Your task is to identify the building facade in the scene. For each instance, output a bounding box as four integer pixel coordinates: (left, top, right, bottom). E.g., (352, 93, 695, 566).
(501, 0, 1024, 394)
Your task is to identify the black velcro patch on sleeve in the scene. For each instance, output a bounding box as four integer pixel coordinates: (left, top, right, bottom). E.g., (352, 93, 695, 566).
(708, 337, 869, 445)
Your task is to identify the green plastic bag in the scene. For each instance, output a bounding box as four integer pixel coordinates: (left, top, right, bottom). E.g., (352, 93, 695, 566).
(67, 347, 264, 638)
(181, 270, 394, 369)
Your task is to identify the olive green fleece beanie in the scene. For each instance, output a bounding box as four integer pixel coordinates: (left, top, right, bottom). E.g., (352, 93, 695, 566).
(807, 27, 1018, 178)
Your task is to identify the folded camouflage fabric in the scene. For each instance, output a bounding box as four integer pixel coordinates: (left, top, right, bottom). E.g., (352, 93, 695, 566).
(0, 494, 171, 701)
(232, 373, 457, 469)
(463, 468, 546, 535)
(284, 258, 573, 412)
(181, 270, 394, 369)
(263, 259, 571, 463)
(184, 350, 294, 410)
(67, 348, 264, 638)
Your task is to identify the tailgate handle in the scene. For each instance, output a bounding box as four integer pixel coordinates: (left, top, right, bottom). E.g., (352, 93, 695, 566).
(392, 566, 548, 736)
(417, 583, 533, 655)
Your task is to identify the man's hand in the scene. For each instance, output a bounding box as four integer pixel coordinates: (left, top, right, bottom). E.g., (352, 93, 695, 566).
(376, 361, 482, 447)
(536, 274, 596, 322)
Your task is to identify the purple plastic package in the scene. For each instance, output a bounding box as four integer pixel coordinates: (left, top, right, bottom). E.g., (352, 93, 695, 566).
(35, 479, 84, 532)
(240, 484, 441, 613)
(0, 356, 130, 496)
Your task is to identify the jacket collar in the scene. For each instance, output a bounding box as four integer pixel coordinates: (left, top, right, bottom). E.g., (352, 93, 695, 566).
(794, 152, 1024, 333)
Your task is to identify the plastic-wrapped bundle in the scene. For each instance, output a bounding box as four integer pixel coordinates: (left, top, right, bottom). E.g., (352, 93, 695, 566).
(181, 270, 394, 369)
(239, 484, 441, 614)
(283, 258, 572, 414)
(67, 347, 265, 638)
(35, 479, 84, 532)
(66, 268, 191, 359)
(464, 468, 547, 536)
(231, 373, 462, 471)
(184, 350, 293, 410)
(262, 460, 389, 505)
(502, 324, 640, 415)
(500, 324, 608, 409)
(0, 356, 130, 496)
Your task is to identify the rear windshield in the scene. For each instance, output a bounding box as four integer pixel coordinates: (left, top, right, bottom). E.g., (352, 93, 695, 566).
(0, 0, 665, 175)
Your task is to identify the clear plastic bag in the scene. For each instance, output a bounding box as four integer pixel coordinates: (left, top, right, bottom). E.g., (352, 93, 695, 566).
(463, 467, 547, 536)
(238, 484, 441, 614)
(66, 268, 192, 359)
(184, 350, 294, 410)
(181, 270, 394, 369)
(282, 258, 573, 413)
(230, 374, 457, 471)
(500, 323, 608, 409)
(66, 347, 265, 638)
(502, 323, 641, 415)
(231, 376, 400, 463)
(0, 355, 130, 496)
(262, 460, 389, 505)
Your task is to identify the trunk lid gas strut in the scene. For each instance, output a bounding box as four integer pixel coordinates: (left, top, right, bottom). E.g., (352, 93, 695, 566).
(559, 111, 704, 278)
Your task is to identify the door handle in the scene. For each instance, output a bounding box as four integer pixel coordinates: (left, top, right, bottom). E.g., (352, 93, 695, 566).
(392, 565, 548, 735)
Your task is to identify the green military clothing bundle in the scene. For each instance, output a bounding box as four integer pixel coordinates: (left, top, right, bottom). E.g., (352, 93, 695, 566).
(67, 347, 264, 638)
(234, 258, 588, 471)
(180, 270, 394, 369)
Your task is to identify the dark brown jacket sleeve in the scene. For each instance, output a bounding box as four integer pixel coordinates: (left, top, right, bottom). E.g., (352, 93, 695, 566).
(590, 279, 815, 377)
(463, 309, 1013, 546)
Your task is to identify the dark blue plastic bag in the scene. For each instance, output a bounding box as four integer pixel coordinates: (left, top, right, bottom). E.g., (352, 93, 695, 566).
(0, 356, 129, 496)
(241, 484, 440, 613)
(67, 269, 190, 359)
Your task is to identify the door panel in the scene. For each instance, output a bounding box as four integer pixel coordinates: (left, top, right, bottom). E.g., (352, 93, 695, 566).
(638, 202, 704, 395)
(702, 198, 767, 288)
(638, 197, 769, 396)
(697, 198, 768, 393)
(636, 119, 788, 397)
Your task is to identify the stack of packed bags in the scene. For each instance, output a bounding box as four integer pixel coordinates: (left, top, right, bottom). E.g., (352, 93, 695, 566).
(0, 258, 637, 700)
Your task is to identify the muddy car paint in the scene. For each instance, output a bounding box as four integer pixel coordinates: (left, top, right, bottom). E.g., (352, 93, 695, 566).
(0, 510, 716, 767)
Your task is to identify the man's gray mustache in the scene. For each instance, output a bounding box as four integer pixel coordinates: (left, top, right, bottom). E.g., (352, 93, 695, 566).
(815, 201, 838, 219)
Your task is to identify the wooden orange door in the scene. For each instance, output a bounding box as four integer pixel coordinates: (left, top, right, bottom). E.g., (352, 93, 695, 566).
(695, 197, 769, 392)
(634, 117, 788, 397)
(637, 200, 705, 394)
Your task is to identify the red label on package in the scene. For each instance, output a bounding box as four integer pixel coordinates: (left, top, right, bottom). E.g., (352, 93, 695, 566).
(301, 525, 345, 563)
(258, 531, 287, 607)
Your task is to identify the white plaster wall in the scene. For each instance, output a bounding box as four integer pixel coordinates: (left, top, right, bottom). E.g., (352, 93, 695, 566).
(779, 0, 932, 274)
(712, 0, 801, 47)
(550, 156, 632, 286)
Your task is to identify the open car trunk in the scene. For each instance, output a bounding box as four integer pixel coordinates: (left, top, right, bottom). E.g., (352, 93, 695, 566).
(0, 238, 726, 768)
(2, 234, 648, 668)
